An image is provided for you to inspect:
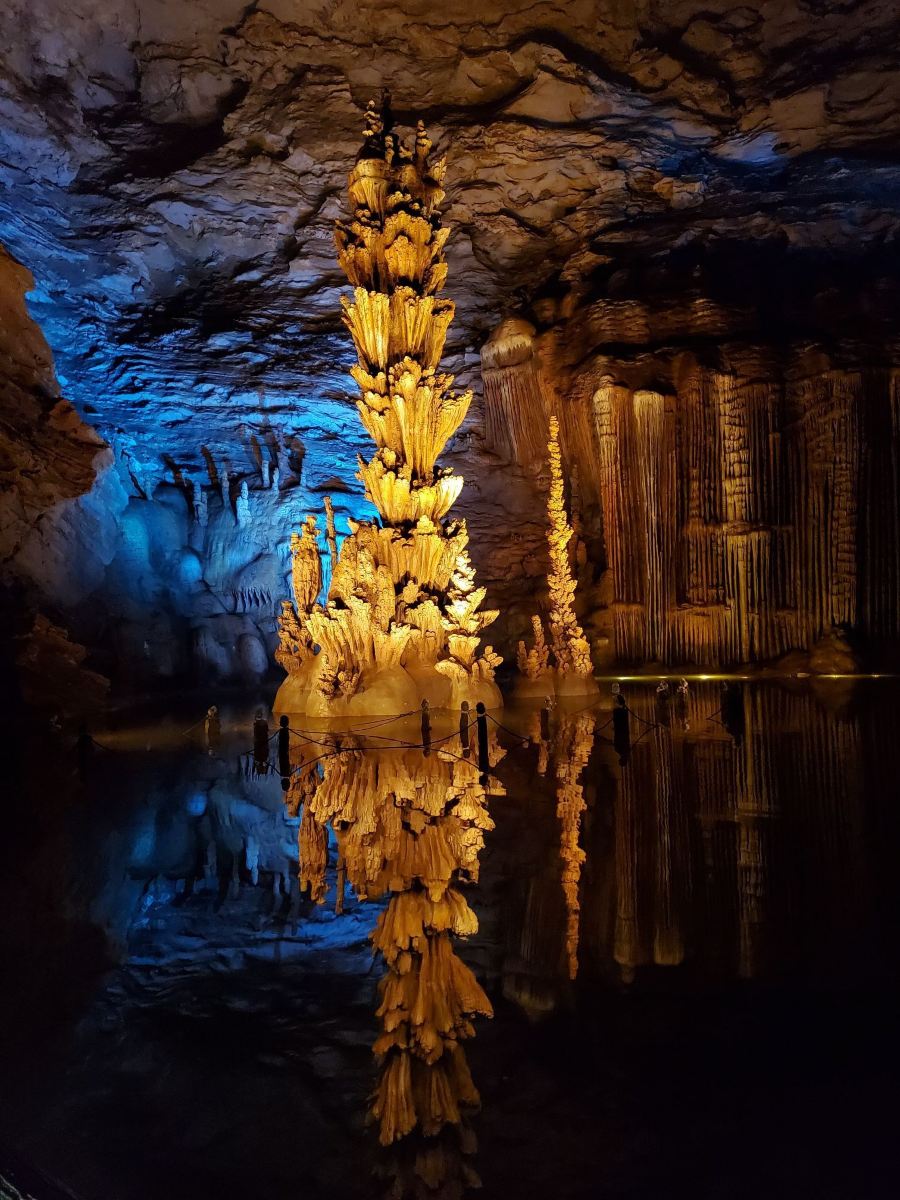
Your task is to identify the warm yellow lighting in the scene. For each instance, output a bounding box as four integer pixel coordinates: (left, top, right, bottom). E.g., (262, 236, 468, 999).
(516, 413, 597, 699)
(289, 732, 505, 1173)
(274, 97, 501, 716)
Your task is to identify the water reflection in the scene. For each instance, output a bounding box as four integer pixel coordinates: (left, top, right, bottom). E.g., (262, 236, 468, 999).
(529, 708, 596, 981)
(505, 680, 877, 1002)
(273, 679, 881, 1189)
(285, 728, 505, 1192)
(4, 681, 896, 1199)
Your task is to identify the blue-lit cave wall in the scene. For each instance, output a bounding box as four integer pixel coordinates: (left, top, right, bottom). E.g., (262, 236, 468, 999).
(44, 368, 378, 687)
(0, 240, 381, 690)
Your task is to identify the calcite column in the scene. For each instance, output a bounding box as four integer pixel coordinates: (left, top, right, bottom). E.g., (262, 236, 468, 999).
(480, 317, 547, 465)
(786, 371, 861, 643)
(859, 371, 900, 651)
(274, 97, 501, 714)
(651, 718, 688, 967)
(591, 359, 838, 667)
(593, 379, 645, 660)
(291, 740, 502, 1186)
(633, 389, 677, 663)
(734, 687, 777, 978)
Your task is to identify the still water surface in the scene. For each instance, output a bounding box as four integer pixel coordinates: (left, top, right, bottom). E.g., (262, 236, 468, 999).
(2, 680, 898, 1198)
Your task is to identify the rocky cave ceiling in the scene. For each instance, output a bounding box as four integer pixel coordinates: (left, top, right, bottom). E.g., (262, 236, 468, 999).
(2, 0, 900, 495)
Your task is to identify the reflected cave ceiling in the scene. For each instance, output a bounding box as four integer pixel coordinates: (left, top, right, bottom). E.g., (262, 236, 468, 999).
(2, 0, 900, 494)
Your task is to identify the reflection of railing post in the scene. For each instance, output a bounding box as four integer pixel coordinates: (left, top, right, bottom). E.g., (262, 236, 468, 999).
(541, 694, 553, 741)
(476, 702, 489, 774)
(459, 701, 471, 756)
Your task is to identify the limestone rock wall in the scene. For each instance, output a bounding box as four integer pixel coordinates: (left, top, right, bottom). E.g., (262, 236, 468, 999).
(0, 245, 124, 609)
(0, 239, 336, 693)
(482, 305, 900, 669)
(0, 243, 122, 712)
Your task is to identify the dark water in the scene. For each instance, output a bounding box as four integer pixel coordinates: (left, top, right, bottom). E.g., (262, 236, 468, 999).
(2, 680, 899, 1199)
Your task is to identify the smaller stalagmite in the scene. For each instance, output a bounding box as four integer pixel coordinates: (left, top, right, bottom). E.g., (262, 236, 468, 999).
(517, 414, 597, 699)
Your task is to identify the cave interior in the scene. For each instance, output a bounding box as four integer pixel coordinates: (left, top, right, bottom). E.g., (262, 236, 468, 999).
(1, 3, 899, 1199)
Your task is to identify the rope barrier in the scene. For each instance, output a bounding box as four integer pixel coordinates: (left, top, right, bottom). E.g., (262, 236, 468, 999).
(287, 727, 336, 749)
(567, 691, 610, 716)
(91, 685, 688, 781)
(484, 712, 530, 746)
(623, 703, 660, 729)
(281, 709, 420, 741)
(231, 718, 486, 779)
(82, 735, 114, 753)
(327, 720, 479, 753)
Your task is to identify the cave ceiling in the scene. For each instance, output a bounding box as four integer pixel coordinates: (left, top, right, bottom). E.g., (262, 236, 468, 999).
(2, 0, 900, 492)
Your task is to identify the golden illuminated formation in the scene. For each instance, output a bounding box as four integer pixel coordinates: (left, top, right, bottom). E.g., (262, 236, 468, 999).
(290, 737, 505, 1191)
(555, 711, 595, 980)
(516, 613, 550, 681)
(275, 95, 501, 715)
(517, 414, 597, 697)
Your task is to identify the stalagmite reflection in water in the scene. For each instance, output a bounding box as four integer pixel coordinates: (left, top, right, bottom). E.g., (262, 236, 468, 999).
(285, 727, 505, 1195)
(503, 680, 881, 1004)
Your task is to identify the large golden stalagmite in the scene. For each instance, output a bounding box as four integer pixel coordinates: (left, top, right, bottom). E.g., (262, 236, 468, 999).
(275, 96, 501, 716)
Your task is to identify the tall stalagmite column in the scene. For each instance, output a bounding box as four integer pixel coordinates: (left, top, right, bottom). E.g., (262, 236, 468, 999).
(275, 96, 501, 715)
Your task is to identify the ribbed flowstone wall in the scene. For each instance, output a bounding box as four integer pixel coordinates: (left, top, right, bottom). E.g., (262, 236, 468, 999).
(591, 365, 900, 666)
(483, 316, 900, 667)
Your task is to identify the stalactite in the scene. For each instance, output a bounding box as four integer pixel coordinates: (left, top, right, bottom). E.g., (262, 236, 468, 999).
(298, 803, 328, 903)
(323, 494, 339, 573)
(192, 480, 208, 528)
(235, 480, 250, 527)
(634, 390, 677, 662)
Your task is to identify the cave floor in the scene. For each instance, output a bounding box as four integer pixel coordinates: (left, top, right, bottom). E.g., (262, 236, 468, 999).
(1, 680, 899, 1199)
